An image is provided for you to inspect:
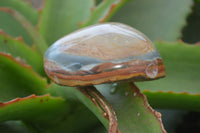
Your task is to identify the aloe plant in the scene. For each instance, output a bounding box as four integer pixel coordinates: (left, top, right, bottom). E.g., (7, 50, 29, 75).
(0, 0, 199, 132)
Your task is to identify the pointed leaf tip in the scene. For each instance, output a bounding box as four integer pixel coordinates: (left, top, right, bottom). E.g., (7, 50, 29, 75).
(96, 83, 166, 133)
(129, 83, 166, 133)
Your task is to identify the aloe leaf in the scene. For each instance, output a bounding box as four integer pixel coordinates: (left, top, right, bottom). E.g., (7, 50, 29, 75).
(111, 0, 193, 41)
(144, 91, 200, 111)
(0, 82, 101, 132)
(77, 86, 119, 133)
(39, 0, 94, 45)
(135, 41, 200, 110)
(0, 85, 103, 132)
(96, 83, 166, 133)
(0, 53, 47, 101)
(0, 0, 39, 44)
(47, 84, 109, 130)
(43, 103, 102, 133)
(0, 31, 44, 75)
(47, 83, 166, 132)
(81, 0, 129, 27)
(47, 84, 113, 131)
(0, 8, 48, 55)
(0, 94, 70, 125)
(43, 84, 106, 133)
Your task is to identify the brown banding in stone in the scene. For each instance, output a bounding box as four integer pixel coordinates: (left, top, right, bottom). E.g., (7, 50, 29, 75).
(44, 58, 165, 86)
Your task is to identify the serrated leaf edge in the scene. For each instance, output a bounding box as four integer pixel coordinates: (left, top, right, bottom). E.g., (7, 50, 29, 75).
(130, 83, 167, 133)
(0, 52, 47, 84)
(0, 94, 64, 107)
(143, 89, 200, 96)
(0, 30, 37, 52)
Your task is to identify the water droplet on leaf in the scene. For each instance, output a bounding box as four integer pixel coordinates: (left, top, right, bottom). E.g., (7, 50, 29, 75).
(137, 112, 140, 117)
(125, 91, 129, 96)
(110, 83, 117, 94)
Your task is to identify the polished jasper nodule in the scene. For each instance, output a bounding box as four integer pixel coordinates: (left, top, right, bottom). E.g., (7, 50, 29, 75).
(44, 22, 165, 86)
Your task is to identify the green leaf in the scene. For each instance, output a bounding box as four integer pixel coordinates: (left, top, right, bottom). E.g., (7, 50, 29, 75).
(0, 31, 44, 75)
(44, 84, 105, 133)
(48, 83, 166, 132)
(0, 0, 39, 45)
(144, 91, 200, 111)
(111, 0, 193, 41)
(135, 41, 200, 110)
(39, 0, 94, 45)
(0, 94, 70, 125)
(81, 0, 129, 27)
(47, 84, 109, 130)
(0, 53, 47, 101)
(44, 104, 102, 133)
(96, 83, 166, 133)
(0, 8, 48, 55)
(76, 86, 119, 132)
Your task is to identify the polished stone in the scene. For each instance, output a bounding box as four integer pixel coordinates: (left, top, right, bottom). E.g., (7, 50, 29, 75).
(44, 22, 165, 86)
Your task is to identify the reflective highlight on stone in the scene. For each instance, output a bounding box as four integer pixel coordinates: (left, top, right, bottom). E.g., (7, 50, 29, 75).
(44, 22, 165, 86)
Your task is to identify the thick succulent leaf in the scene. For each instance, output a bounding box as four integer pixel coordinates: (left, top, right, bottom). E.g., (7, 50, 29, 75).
(111, 0, 193, 41)
(0, 31, 44, 75)
(0, 0, 39, 45)
(47, 84, 109, 130)
(96, 83, 166, 133)
(46, 84, 107, 133)
(0, 82, 101, 133)
(144, 91, 200, 111)
(0, 8, 48, 55)
(77, 86, 119, 132)
(136, 41, 200, 110)
(0, 94, 70, 125)
(47, 83, 166, 132)
(81, 0, 129, 27)
(39, 0, 94, 45)
(0, 53, 47, 101)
